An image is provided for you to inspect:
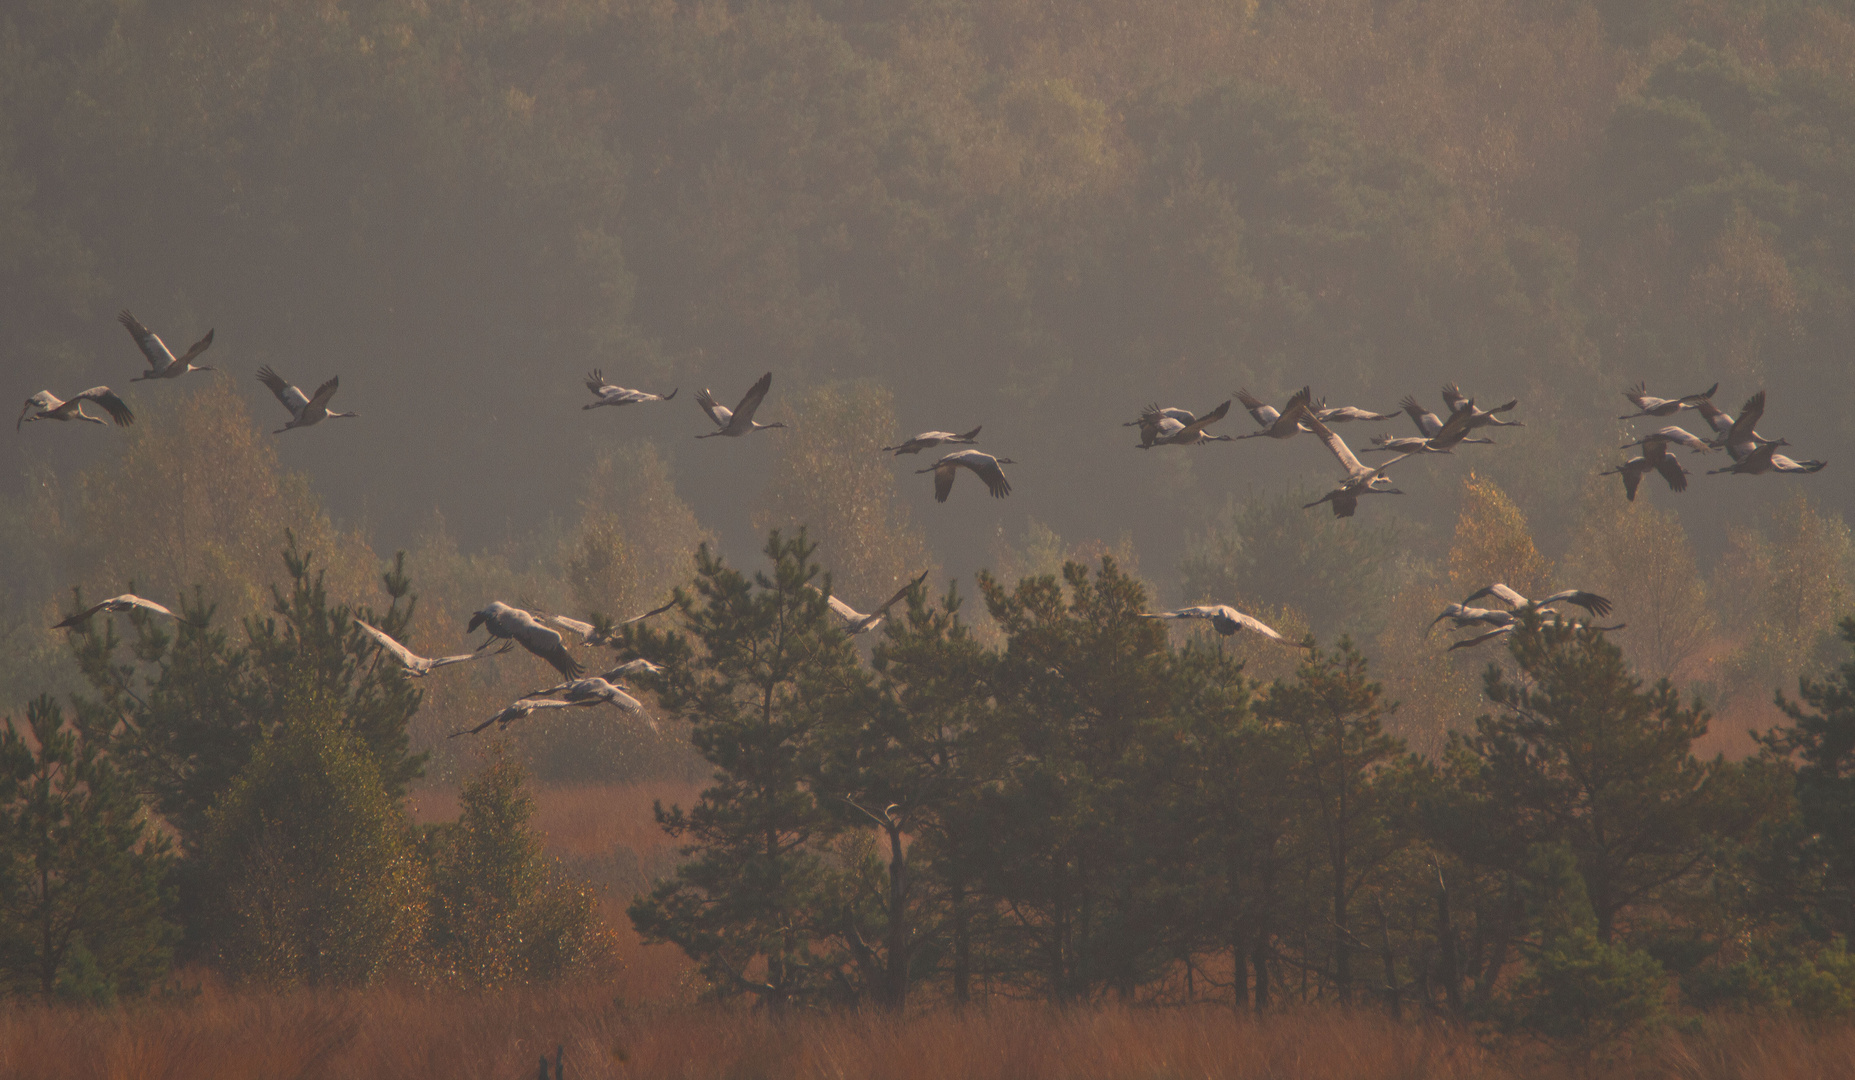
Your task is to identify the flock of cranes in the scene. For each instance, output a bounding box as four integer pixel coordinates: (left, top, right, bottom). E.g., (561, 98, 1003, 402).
(1605, 383, 1827, 499)
(21, 307, 1833, 730)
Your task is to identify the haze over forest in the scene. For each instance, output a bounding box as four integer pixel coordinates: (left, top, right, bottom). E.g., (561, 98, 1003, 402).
(6, 0, 1855, 759)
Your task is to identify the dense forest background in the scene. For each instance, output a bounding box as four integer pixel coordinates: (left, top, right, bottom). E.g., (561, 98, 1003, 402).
(6, 0, 1855, 765)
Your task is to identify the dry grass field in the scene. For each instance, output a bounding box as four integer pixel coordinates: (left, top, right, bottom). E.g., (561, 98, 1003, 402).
(7, 782, 1854, 1079)
(6, 990, 1855, 1080)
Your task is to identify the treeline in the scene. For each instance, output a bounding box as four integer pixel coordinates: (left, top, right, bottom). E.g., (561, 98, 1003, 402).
(619, 531, 1855, 1052)
(0, 542, 612, 1001)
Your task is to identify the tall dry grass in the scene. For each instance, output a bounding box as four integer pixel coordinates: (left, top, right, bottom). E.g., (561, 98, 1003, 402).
(9, 993, 1855, 1080)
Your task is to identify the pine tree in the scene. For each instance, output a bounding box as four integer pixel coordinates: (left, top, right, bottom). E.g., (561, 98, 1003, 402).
(971, 555, 1178, 1001)
(1256, 640, 1411, 1003)
(1441, 617, 1764, 944)
(0, 696, 176, 1000)
(818, 579, 994, 1009)
(626, 531, 868, 1009)
(1764, 617, 1855, 936)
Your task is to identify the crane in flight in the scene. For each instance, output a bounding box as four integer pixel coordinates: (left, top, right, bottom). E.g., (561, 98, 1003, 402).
(547, 598, 678, 648)
(883, 426, 982, 455)
(1128, 400, 1233, 447)
(1299, 409, 1419, 517)
(450, 697, 585, 738)
(1459, 583, 1614, 618)
(52, 593, 174, 629)
(119, 310, 214, 381)
(354, 619, 510, 677)
(524, 677, 657, 730)
(19, 388, 133, 430)
(820, 570, 930, 634)
(468, 602, 583, 679)
(1619, 380, 1717, 420)
(1140, 604, 1295, 644)
(584, 370, 677, 409)
(1397, 395, 1492, 449)
(696, 372, 785, 437)
(1447, 615, 1627, 651)
(1601, 439, 1688, 501)
(257, 366, 357, 433)
(1234, 387, 1315, 440)
(918, 450, 1013, 501)
(1708, 440, 1827, 475)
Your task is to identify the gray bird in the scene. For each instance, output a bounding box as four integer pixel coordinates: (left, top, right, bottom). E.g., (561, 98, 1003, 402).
(1138, 400, 1234, 448)
(1361, 434, 1454, 455)
(451, 697, 584, 738)
(468, 601, 584, 679)
(525, 677, 657, 730)
(1441, 384, 1523, 428)
(1140, 604, 1293, 643)
(1601, 439, 1689, 501)
(257, 365, 357, 433)
(822, 569, 930, 634)
(354, 618, 509, 677)
(1447, 615, 1627, 651)
(1234, 387, 1316, 440)
(1398, 395, 1493, 448)
(52, 593, 174, 629)
(548, 598, 678, 648)
(120, 310, 214, 381)
(918, 450, 1013, 502)
(585, 370, 677, 409)
(1300, 409, 1417, 517)
(696, 372, 785, 437)
(1619, 380, 1717, 420)
(1621, 426, 1714, 454)
(1707, 440, 1827, 476)
(1461, 583, 1613, 618)
(19, 388, 134, 430)
(883, 426, 981, 455)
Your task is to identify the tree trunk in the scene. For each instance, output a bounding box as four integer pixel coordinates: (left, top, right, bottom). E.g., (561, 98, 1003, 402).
(1374, 892, 1399, 1020)
(883, 823, 909, 1011)
(1435, 868, 1462, 1015)
(951, 876, 971, 1005)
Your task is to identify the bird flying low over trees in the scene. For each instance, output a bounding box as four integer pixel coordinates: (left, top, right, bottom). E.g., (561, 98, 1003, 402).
(523, 677, 657, 730)
(256, 365, 357, 433)
(1234, 387, 1315, 440)
(1440, 383, 1523, 428)
(584, 369, 676, 409)
(1300, 410, 1418, 517)
(1622, 426, 1714, 453)
(1135, 399, 1234, 448)
(119, 310, 214, 381)
(18, 387, 134, 429)
(51, 593, 174, 629)
(1708, 440, 1828, 475)
(1397, 395, 1493, 448)
(468, 601, 584, 679)
(353, 618, 509, 677)
(918, 449, 1013, 501)
(1601, 439, 1689, 501)
(1619, 380, 1717, 420)
(450, 697, 582, 738)
(547, 598, 678, 648)
(1140, 604, 1295, 643)
(821, 569, 930, 634)
(1312, 401, 1399, 423)
(695, 371, 784, 437)
(1446, 612, 1627, 650)
(882, 426, 981, 454)
(1460, 582, 1614, 617)
(1362, 434, 1453, 455)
